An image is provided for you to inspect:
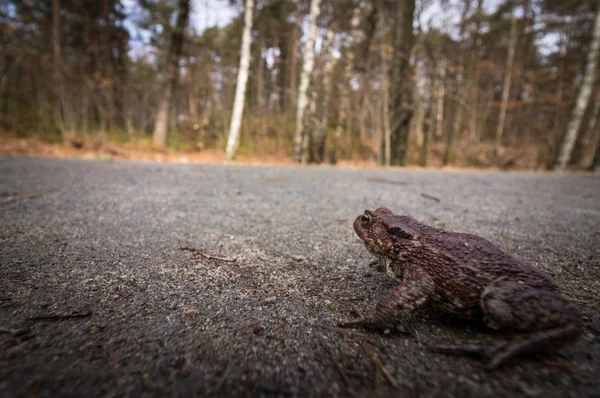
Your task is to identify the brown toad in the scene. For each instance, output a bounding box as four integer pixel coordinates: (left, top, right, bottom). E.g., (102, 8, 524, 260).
(339, 207, 581, 368)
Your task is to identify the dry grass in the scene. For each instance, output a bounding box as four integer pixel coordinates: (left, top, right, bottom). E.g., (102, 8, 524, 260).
(0, 133, 561, 171)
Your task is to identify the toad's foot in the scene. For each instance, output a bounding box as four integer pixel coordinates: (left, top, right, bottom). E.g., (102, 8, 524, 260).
(430, 343, 503, 366)
(337, 311, 410, 334)
(368, 258, 385, 272)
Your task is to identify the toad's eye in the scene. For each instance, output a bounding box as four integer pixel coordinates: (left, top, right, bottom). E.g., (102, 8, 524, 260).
(360, 214, 371, 226)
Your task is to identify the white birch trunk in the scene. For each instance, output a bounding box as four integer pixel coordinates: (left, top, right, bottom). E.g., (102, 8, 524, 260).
(553, 2, 600, 170)
(225, 0, 254, 160)
(293, 0, 321, 163)
(494, 15, 517, 158)
(433, 56, 447, 139)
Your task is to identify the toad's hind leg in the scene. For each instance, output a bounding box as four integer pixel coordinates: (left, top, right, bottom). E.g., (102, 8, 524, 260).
(433, 279, 581, 368)
(480, 279, 581, 368)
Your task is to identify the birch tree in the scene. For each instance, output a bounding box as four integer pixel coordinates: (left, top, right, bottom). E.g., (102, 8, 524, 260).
(494, 15, 517, 158)
(293, 0, 321, 163)
(433, 56, 447, 140)
(152, 0, 190, 148)
(225, 0, 254, 160)
(553, 1, 600, 171)
(301, 77, 319, 163)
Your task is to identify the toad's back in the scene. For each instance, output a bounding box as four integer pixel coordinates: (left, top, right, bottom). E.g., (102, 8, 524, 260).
(404, 217, 557, 293)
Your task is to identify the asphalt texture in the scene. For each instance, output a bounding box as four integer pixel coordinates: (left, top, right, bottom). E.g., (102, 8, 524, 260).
(1, 155, 599, 397)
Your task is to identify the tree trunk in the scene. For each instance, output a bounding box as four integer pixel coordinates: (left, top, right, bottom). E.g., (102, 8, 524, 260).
(443, 1, 471, 165)
(443, 0, 471, 166)
(411, 92, 424, 147)
(377, 0, 391, 166)
(477, 82, 493, 142)
(422, 117, 430, 167)
(288, 13, 299, 115)
(152, 0, 190, 148)
(293, 0, 321, 163)
(553, 2, 600, 171)
(468, 0, 484, 141)
(270, 33, 282, 113)
(494, 15, 517, 158)
(388, 0, 415, 166)
(591, 140, 600, 172)
(328, 6, 361, 164)
(186, 64, 198, 128)
(382, 43, 392, 166)
(52, 0, 66, 134)
(301, 77, 319, 163)
(433, 56, 447, 140)
(256, 36, 265, 111)
(358, 86, 370, 142)
(313, 28, 335, 164)
(545, 36, 569, 169)
(579, 90, 600, 168)
(469, 68, 481, 141)
(225, 0, 254, 159)
(81, 78, 90, 134)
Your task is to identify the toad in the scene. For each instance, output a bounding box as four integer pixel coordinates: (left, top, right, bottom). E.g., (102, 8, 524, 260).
(339, 207, 581, 368)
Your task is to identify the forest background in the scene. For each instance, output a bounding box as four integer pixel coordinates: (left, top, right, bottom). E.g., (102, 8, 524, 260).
(2, 0, 599, 171)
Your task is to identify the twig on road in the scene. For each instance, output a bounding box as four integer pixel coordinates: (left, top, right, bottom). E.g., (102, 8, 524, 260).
(563, 295, 588, 304)
(180, 247, 237, 263)
(215, 360, 237, 392)
(361, 342, 400, 390)
(369, 354, 398, 389)
(0, 328, 30, 336)
(26, 311, 92, 322)
(367, 177, 407, 186)
(324, 325, 369, 337)
(0, 189, 57, 206)
(323, 345, 351, 388)
(421, 193, 441, 203)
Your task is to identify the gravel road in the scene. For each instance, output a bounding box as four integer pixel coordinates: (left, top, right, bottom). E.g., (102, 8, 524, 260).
(1, 155, 599, 397)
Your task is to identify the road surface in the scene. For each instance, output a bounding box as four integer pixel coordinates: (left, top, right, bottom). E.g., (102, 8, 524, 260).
(1, 156, 599, 397)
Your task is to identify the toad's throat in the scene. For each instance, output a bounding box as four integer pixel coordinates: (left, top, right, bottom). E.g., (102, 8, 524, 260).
(363, 242, 388, 257)
(364, 243, 405, 283)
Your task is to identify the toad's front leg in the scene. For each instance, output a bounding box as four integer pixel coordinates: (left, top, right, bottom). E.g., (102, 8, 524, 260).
(338, 262, 434, 333)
